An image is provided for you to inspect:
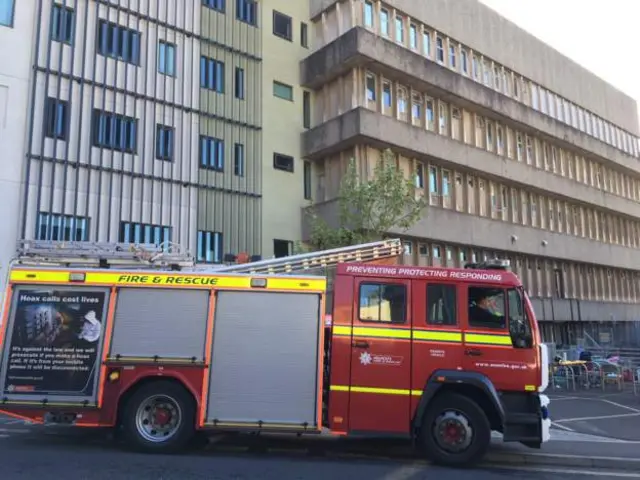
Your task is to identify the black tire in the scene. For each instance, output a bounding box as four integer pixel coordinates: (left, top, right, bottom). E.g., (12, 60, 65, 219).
(419, 392, 491, 467)
(121, 380, 196, 453)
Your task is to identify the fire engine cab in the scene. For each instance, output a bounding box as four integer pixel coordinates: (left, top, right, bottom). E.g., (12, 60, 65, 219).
(0, 239, 549, 467)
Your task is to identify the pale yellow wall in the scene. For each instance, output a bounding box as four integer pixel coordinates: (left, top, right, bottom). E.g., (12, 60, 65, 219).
(261, 0, 313, 257)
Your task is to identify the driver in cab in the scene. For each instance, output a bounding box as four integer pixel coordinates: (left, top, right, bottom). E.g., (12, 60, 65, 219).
(468, 290, 506, 329)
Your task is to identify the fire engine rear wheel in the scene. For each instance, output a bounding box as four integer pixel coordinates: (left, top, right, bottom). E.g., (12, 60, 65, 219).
(419, 392, 491, 467)
(121, 381, 196, 453)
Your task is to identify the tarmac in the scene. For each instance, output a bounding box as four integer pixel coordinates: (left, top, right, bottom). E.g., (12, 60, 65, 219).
(0, 387, 639, 472)
(485, 387, 640, 471)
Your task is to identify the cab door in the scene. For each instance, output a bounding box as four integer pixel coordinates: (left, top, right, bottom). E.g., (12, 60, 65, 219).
(347, 277, 412, 434)
(462, 285, 538, 392)
(411, 281, 464, 418)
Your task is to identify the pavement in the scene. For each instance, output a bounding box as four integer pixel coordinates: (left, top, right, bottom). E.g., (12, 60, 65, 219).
(0, 389, 639, 477)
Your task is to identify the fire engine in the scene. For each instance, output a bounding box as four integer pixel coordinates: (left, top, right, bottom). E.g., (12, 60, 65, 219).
(0, 239, 549, 467)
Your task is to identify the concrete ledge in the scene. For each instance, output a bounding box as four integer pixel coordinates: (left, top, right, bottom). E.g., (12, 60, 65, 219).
(302, 199, 640, 271)
(303, 108, 640, 220)
(485, 451, 640, 472)
(301, 27, 639, 174)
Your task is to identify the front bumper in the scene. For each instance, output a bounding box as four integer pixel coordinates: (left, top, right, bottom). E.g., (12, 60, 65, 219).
(539, 393, 551, 442)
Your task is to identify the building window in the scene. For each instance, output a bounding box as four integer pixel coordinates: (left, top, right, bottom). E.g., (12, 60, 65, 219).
(423, 31, 431, 57)
(364, 1, 373, 27)
(383, 81, 392, 109)
(36, 212, 89, 241)
(273, 239, 293, 258)
(359, 283, 406, 324)
(119, 222, 172, 247)
(273, 80, 293, 100)
(449, 44, 456, 68)
(395, 15, 404, 43)
(158, 40, 176, 76)
(234, 67, 245, 99)
(97, 20, 141, 65)
(379, 8, 389, 36)
(461, 49, 468, 75)
(233, 143, 244, 176)
(409, 24, 417, 49)
(365, 73, 376, 101)
(435, 36, 444, 62)
(272, 10, 292, 40)
(303, 90, 311, 128)
(197, 230, 223, 263)
(415, 162, 424, 188)
(426, 284, 457, 326)
(51, 4, 75, 44)
(44, 97, 69, 140)
(303, 161, 311, 199)
(203, 0, 225, 12)
(155, 124, 174, 161)
(200, 136, 224, 171)
(200, 56, 225, 92)
(300, 22, 308, 48)
(236, 0, 257, 25)
(0, 0, 14, 26)
(273, 152, 294, 172)
(92, 109, 137, 152)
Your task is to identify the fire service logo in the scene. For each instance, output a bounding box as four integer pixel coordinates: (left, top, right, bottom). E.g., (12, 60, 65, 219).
(359, 352, 403, 366)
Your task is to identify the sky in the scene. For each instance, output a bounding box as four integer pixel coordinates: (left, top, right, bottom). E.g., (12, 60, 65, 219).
(480, 0, 640, 124)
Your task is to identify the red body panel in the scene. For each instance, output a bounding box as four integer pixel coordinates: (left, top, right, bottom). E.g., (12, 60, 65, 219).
(347, 277, 412, 434)
(329, 262, 541, 436)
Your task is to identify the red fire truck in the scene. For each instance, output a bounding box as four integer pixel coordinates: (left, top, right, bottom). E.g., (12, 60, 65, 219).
(0, 239, 549, 466)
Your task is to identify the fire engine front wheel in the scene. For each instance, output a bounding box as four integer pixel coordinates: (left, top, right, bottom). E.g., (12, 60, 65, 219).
(121, 381, 196, 453)
(419, 392, 491, 467)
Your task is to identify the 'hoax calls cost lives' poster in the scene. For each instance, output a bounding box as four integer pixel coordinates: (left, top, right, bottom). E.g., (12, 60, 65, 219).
(3, 290, 105, 397)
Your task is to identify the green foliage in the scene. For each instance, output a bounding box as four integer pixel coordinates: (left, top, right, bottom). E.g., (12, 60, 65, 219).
(306, 148, 428, 250)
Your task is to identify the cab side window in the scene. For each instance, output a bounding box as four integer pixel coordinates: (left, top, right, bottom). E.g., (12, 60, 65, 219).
(467, 286, 506, 329)
(359, 283, 406, 324)
(426, 284, 457, 326)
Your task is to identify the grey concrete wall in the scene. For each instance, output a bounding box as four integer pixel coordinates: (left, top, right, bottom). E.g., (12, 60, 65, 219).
(529, 297, 640, 323)
(302, 198, 640, 271)
(308, 0, 640, 135)
(301, 28, 639, 174)
(303, 108, 640, 220)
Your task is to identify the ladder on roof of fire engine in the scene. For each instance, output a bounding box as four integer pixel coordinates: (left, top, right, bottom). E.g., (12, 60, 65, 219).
(201, 238, 403, 275)
(12, 238, 403, 274)
(13, 239, 195, 269)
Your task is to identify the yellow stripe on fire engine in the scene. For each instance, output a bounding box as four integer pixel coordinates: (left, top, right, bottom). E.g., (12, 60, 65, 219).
(333, 325, 461, 343)
(413, 330, 462, 342)
(330, 385, 421, 396)
(464, 333, 512, 346)
(9, 269, 326, 291)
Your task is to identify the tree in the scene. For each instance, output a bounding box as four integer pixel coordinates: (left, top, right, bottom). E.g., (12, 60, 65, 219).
(304, 148, 428, 251)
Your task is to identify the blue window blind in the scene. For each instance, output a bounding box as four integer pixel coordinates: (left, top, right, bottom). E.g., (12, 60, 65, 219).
(36, 212, 89, 241)
(200, 56, 225, 92)
(97, 19, 141, 65)
(200, 136, 224, 171)
(92, 109, 138, 152)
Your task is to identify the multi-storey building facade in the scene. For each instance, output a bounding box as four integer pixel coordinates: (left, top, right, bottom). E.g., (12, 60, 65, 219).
(0, 0, 36, 296)
(2, 0, 640, 346)
(300, 0, 640, 346)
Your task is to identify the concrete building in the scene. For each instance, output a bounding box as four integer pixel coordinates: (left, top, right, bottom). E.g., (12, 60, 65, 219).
(3, 0, 640, 346)
(300, 0, 640, 346)
(0, 0, 37, 297)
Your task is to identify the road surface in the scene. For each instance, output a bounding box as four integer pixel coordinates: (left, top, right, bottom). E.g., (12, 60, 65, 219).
(0, 421, 636, 479)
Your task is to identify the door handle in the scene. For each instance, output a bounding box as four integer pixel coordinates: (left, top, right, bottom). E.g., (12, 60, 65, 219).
(352, 340, 370, 349)
(464, 348, 483, 357)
